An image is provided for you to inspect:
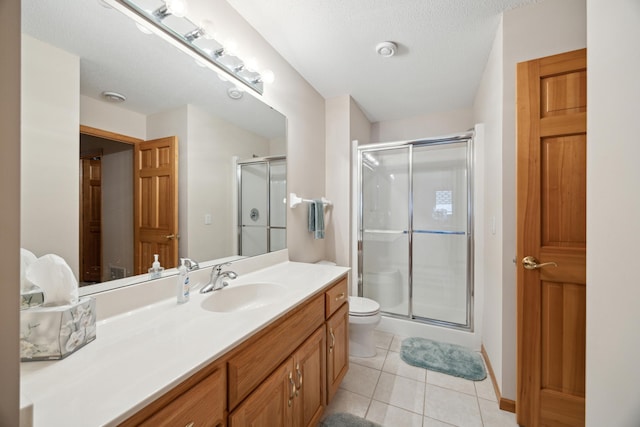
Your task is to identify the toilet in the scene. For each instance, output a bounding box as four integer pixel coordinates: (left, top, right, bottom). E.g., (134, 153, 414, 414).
(348, 296, 381, 358)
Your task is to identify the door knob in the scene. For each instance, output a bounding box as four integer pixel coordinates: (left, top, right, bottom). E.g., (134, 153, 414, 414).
(164, 234, 175, 240)
(522, 256, 558, 270)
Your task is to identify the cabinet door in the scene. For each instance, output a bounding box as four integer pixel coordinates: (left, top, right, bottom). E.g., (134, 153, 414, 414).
(326, 303, 349, 403)
(293, 326, 326, 427)
(229, 359, 295, 427)
(139, 365, 226, 427)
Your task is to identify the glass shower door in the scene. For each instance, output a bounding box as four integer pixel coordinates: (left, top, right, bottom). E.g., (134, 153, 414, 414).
(412, 142, 470, 325)
(358, 134, 473, 330)
(239, 162, 268, 256)
(237, 157, 287, 257)
(360, 147, 410, 316)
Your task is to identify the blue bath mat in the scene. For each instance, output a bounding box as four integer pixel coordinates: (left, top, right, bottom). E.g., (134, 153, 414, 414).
(320, 413, 381, 427)
(400, 337, 487, 381)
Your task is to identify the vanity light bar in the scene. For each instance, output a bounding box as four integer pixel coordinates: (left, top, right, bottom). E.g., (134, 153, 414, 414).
(113, 0, 265, 94)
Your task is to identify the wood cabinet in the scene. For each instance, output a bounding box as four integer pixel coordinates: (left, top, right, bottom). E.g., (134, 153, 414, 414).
(228, 358, 293, 427)
(227, 294, 325, 410)
(121, 362, 226, 427)
(121, 273, 349, 427)
(229, 327, 326, 427)
(292, 327, 325, 427)
(326, 302, 349, 403)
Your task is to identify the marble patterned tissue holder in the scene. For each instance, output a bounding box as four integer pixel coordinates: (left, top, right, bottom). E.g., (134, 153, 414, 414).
(20, 297, 96, 362)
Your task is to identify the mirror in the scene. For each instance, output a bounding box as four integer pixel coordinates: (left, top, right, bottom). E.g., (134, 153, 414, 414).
(21, 0, 287, 293)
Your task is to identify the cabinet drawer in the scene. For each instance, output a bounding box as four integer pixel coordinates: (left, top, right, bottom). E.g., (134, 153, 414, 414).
(139, 365, 226, 427)
(228, 294, 325, 410)
(325, 276, 348, 318)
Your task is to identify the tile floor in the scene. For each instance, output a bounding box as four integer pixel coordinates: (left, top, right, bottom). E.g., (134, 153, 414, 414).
(323, 331, 518, 427)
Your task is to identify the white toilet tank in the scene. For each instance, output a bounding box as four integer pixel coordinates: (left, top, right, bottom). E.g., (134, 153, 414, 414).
(363, 270, 402, 310)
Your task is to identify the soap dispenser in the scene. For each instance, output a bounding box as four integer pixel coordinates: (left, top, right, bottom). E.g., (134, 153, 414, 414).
(176, 258, 190, 304)
(148, 254, 164, 279)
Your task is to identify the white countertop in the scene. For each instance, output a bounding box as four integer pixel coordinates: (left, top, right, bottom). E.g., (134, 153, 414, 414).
(20, 260, 350, 426)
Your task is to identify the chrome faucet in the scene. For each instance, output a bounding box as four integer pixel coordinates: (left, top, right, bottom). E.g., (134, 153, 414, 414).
(200, 262, 238, 293)
(182, 258, 199, 271)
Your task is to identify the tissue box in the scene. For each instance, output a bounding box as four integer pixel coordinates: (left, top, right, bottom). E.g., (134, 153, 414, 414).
(20, 297, 96, 361)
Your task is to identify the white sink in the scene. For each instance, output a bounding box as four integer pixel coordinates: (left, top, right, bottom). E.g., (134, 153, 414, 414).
(200, 283, 286, 313)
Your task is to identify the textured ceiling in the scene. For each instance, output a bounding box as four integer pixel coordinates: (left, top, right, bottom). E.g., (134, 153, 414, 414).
(226, 0, 540, 122)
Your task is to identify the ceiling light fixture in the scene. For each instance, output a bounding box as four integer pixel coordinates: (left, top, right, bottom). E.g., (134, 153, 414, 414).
(112, 0, 273, 94)
(101, 91, 126, 102)
(376, 41, 397, 58)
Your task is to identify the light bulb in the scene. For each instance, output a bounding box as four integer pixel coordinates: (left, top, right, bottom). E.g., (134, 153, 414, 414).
(165, 0, 188, 18)
(244, 57, 259, 72)
(223, 39, 238, 56)
(200, 19, 216, 40)
(261, 69, 275, 84)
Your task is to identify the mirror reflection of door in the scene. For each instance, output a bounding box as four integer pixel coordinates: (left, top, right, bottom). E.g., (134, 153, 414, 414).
(79, 127, 179, 281)
(79, 126, 137, 285)
(133, 136, 179, 274)
(79, 153, 102, 284)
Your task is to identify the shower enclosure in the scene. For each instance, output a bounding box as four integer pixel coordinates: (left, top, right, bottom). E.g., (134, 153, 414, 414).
(237, 156, 286, 256)
(357, 133, 474, 330)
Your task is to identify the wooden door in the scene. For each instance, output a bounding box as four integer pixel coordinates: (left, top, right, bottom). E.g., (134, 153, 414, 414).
(79, 155, 102, 283)
(134, 136, 178, 274)
(516, 48, 586, 426)
(326, 303, 349, 403)
(293, 326, 325, 427)
(229, 358, 294, 427)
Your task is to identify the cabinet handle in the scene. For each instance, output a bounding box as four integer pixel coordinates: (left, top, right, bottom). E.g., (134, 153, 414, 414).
(335, 292, 345, 301)
(288, 372, 296, 407)
(295, 363, 303, 396)
(329, 328, 335, 353)
(185, 423, 195, 427)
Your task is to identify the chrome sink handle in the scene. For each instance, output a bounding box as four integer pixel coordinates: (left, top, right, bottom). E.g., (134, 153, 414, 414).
(182, 258, 199, 271)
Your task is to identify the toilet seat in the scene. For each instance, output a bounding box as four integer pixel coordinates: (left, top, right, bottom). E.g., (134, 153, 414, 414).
(349, 296, 380, 317)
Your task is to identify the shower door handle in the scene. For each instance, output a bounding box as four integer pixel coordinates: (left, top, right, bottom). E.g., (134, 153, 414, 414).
(522, 256, 558, 270)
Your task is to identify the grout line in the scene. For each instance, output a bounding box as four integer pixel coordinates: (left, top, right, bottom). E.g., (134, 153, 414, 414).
(363, 348, 387, 421)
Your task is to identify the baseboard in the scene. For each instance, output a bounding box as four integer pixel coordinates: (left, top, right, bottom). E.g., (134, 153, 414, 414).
(500, 397, 516, 413)
(480, 345, 516, 414)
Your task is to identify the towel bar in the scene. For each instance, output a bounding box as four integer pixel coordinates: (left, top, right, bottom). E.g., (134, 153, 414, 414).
(289, 192, 332, 209)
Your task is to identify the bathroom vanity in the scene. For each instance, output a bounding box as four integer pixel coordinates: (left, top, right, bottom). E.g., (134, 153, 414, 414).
(20, 256, 349, 426)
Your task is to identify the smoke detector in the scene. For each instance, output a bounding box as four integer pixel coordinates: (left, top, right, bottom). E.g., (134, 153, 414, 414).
(227, 86, 244, 100)
(376, 41, 397, 58)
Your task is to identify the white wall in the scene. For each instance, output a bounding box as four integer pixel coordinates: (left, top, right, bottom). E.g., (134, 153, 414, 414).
(587, 0, 640, 424)
(186, 104, 269, 262)
(473, 18, 505, 395)
(325, 96, 351, 266)
(474, 0, 586, 401)
(189, 0, 327, 263)
(101, 149, 134, 281)
(80, 95, 146, 140)
(325, 96, 371, 268)
(0, 0, 20, 423)
(371, 108, 474, 143)
(21, 35, 80, 276)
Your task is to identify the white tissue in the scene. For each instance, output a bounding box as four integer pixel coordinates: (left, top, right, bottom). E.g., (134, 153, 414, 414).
(25, 254, 79, 306)
(20, 248, 38, 293)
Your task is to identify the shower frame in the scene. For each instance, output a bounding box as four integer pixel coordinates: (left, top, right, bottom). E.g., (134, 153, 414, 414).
(356, 132, 474, 331)
(236, 156, 286, 256)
